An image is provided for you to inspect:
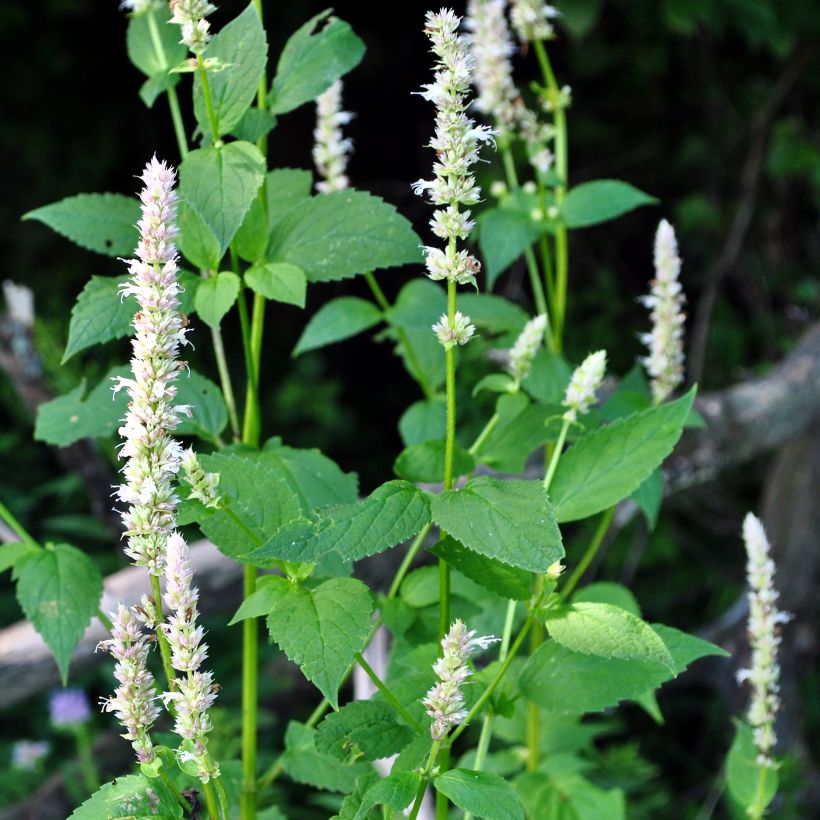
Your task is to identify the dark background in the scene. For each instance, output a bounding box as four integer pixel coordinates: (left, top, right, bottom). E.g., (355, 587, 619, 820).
(1, 0, 818, 815)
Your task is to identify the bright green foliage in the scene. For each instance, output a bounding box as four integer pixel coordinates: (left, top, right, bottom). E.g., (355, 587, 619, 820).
(353, 772, 422, 819)
(430, 477, 564, 572)
(23, 193, 140, 257)
(560, 180, 657, 228)
(545, 603, 675, 669)
(194, 3, 268, 136)
(269, 10, 365, 115)
(332, 773, 379, 819)
(15, 543, 102, 683)
(282, 722, 372, 793)
(315, 700, 414, 761)
(0, 542, 38, 574)
(293, 296, 383, 356)
(68, 773, 183, 819)
(235, 196, 268, 262)
(399, 399, 447, 446)
(265, 168, 313, 227)
(726, 720, 778, 815)
(247, 480, 431, 565)
(478, 207, 544, 289)
(259, 576, 373, 707)
(572, 582, 641, 617)
(473, 374, 516, 397)
(550, 388, 696, 522)
(176, 369, 229, 441)
(267, 190, 422, 283)
(459, 293, 529, 335)
(522, 350, 572, 404)
(126, 6, 186, 108)
(434, 769, 525, 820)
(194, 271, 240, 327)
(631, 468, 664, 530)
(245, 261, 307, 307)
(394, 440, 475, 483)
(177, 201, 222, 269)
(650, 623, 730, 673)
(179, 140, 266, 255)
(429, 536, 532, 601)
(231, 108, 278, 143)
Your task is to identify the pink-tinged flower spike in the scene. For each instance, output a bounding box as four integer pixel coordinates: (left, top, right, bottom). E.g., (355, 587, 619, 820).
(640, 219, 686, 404)
(313, 80, 354, 193)
(160, 533, 220, 782)
(98, 605, 161, 764)
(563, 350, 606, 421)
(464, 0, 519, 134)
(114, 157, 189, 575)
(423, 619, 499, 740)
(169, 0, 216, 55)
(508, 313, 547, 383)
(737, 514, 791, 767)
(510, 0, 560, 44)
(413, 8, 495, 292)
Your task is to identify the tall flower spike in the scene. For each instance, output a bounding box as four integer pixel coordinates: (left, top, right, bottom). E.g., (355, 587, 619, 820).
(510, 0, 560, 44)
(160, 533, 220, 783)
(563, 350, 606, 421)
(169, 0, 216, 55)
(313, 80, 354, 193)
(640, 219, 686, 404)
(98, 605, 160, 764)
(464, 0, 520, 134)
(508, 313, 547, 382)
(737, 514, 791, 767)
(423, 619, 499, 740)
(114, 157, 188, 575)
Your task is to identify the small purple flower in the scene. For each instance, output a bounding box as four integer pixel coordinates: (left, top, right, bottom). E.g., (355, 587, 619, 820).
(49, 688, 92, 727)
(11, 740, 50, 771)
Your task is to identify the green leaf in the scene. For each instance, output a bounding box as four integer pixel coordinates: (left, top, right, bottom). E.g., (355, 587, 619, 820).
(247, 480, 430, 566)
(293, 296, 383, 356)
(263, 576, 373, 707)
(572, 582, 640, 617)
(545, 603, 674, 670)
(473, 374, 515, 397)
(399, 399, 447, 446)
(126, 7, 186, 79)
(560, 180, 657, 229)
(68, 774, 183, 819)
(315, 700, 414, 761)
(178, 201, 222, 269)
(246, 261, 307, 308)
(195, 271, 240, 327)
(139, 71, 180, 108)
(516, 767, 625, 820)
(179, 141, 265, 255)
(63, 276, 135, 362)
(270, 11, 365, 115)
(268, 190, 422, 283)
(193, 3, 268, 136)
(176, 369, 228, 440)
(550, 388, 695, 522)
(650, 623, 730, 673)
(0, 541, 39, 574)
(394, 440, 475, 484)
(429, 536, 531, 601)
(726, 720, 778, 814)
(231, 107, 278, 143)
(631, 468, 664, 530)
(235, 196, 268, 262)
(430, 477, 564, 572)
(23, 193, 139, 257)
(332, 773, 379, 820)
(478, 207, 544, 289)
(458, 293, 529, 335)
(15, 543, 102, 683)
(434, 769, 525, 820)
(522, 350, 572, 404)
(354, 772, 422, 819)
(265, 167, 314, 228)
(519, 642, 675, 714)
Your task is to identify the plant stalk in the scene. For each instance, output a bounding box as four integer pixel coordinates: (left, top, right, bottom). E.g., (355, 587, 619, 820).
(561, 506, 615, 599)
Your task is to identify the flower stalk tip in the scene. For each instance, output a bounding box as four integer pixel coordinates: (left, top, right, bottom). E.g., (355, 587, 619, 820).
(313, 80, 354, 193)
(563, 349, 606, 421)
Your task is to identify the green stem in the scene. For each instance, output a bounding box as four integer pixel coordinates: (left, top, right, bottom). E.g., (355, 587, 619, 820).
(74, 723, 100, 794)
(159, 769, 191, 812)
(241, 567, 258, 820)
(750, 764, 771, 819)
(150, 574, 176, 692)
(364, 271, 390, 311)
(210, 324, 241, 439)
(203, 780, 221, 820)
(388, 525, 431, 598)
(0, 500, 37, 547)
(196, 55, 222, 146)
(355, 652, 422, 731)
(561, 506, 615, 600)
(408, 740, 442, 820)
(543, 418, 570, 493)
(241, 294, 266, 446)
(468, 412, 500, 456)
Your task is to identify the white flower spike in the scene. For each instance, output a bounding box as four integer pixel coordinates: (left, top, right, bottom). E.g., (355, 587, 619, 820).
(563, 350, 606, 421)
(169, 0, 216, 55)
(313, 80, 354, 193)
(510, 0, 560, 44)
(508, 313, 547, 382)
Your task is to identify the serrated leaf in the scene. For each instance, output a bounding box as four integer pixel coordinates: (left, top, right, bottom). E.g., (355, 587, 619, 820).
(268, 190, 422, 283)
(23, 193, 140, 257)
(179, 141, 265, 255)
(178, 201, 222, 269)
(15, 543, 102, 683)
(399, 399, 447, 446)
(247, 480, 430, 566)
(139, 71, 180, 108)
(235, 196, 268, 262)
(354, 771, 422, 819)
(429, 536, 531, 601)
(458, 293, 528, 335)
(522, 349, 572, 404)
(176, 369, 228, 440)
(726, 719, 777, 814)
(550, 388, 695, 522)
(478, 206, 544, 289)
(245, 261, 307, 307)
(0, 541, 39, 574)
(193, 3, 268, 136)
(650, 623, 729, 673)
(394, 440, 475, 484)
(126, 6, 186, 79)
(631, 468, 664, 530)
(571, 582, 640, 617)
(434, 769, 525, 820)
(316, 700, 414, 760)
(333, 773, 380, 820)
(430, 477, 564, 573)
(266, 167, 313, 228)
(545, 603, 675, 670)
(68, 773, 183, 819)
(270, 11, 365, 115)
(560, 180, 657, 229)
(195, 271, 240, 327)
(263, 576, 373, 707)
(516, 768, 625, 820)
(231, 107, 278, 143)
(294, 296, 382, 356)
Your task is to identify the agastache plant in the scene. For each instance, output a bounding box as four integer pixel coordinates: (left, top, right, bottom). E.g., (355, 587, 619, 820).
(313, 79, 354, 192)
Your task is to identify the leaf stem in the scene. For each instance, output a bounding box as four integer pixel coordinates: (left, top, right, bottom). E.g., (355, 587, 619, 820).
(388, 524, 432, 598)
(408, 740, 442, 820)
(750, 764, 770, 819)
(203, 779, 221, 820)
(240, 566, 258, 820)
(0, 500, 38, 547)
(210, 324, 241, 440)
(196, 55, 221, 146)
(149, 574, 177, 694)
(468, 411, 500, 457)
(560, 506, 615, 600)
(355, 652, 422, 732)
(73, 723, 100, 794)
(543, 417, 570, 493)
